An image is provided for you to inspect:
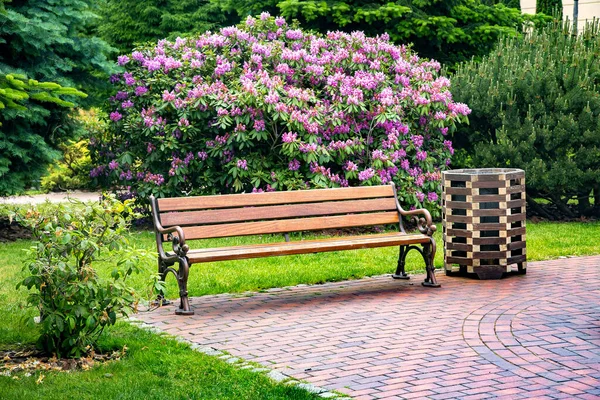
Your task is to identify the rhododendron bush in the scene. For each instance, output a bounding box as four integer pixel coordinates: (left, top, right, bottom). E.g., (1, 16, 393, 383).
(91, 14, 471, 216)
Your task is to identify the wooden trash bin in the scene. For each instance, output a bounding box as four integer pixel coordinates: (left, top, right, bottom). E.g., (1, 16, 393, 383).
(442, 168, 527, 279)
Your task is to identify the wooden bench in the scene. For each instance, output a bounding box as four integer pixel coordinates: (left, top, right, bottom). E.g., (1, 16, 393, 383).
(150, 183, 439, 315)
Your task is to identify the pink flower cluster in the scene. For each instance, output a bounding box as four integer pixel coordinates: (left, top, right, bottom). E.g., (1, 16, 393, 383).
(98, 15, 470, 213)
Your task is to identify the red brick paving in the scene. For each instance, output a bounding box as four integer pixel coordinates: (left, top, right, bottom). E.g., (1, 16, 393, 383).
(137, 256, 600, 399)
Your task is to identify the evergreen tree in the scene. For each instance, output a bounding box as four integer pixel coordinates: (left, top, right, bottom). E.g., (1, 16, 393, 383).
(0, 0, 114, 195)
(218, 0, 548, 67)
(450, 20, 600, 218)
(484, 0, 521, 10)
(97, 0, 226, 53)
(537, 0, 563, 19)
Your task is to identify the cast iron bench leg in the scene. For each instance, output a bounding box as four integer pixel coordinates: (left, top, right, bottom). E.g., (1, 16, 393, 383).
(392, 245, 410, 279)
(422, 238, 440, 288)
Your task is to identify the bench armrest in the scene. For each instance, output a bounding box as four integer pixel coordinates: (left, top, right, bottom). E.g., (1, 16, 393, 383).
(399, 208, 437, 236)
(157, 225, 189, 257)
(389, 182, 437, 236)
(150, 195, 189, 258)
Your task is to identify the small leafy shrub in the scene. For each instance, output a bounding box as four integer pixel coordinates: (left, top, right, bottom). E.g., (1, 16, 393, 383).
(41, 109, 107, 192)
(92, 15, 471, 217)
(16, 196, 151, 358)
(41, 140, 93, 192)
(450, 21, 600, 218)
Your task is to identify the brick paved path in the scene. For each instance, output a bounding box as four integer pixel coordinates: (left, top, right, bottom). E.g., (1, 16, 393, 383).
(137, 256, 600, 399)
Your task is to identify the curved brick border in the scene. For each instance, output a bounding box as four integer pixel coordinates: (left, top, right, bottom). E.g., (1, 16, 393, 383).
(136, 256, 600, 399)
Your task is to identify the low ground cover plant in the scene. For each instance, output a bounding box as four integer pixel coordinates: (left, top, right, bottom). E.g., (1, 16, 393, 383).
(92, 14, 470, 217)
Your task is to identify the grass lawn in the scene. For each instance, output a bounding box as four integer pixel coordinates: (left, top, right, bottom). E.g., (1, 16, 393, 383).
(1, 220, 599, 398)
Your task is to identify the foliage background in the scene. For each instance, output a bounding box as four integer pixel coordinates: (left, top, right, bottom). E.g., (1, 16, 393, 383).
(450, 20, 600, 218)
(0, 0, 114, 195)
(217, 0, 548, 67)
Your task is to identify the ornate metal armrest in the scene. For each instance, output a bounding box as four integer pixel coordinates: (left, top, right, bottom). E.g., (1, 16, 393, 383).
(399, 208, 437, 236)
(157, 225, 189, 257)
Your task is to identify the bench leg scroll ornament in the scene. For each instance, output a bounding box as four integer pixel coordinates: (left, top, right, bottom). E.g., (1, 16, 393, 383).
(422, 238, 440, 287)
(392, 240, 440, 287)
(175, 256, 193, 315)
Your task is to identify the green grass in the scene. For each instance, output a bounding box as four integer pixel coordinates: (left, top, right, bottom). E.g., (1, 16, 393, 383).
(1, 220, 599, 398)
(0, 323, 315, 400)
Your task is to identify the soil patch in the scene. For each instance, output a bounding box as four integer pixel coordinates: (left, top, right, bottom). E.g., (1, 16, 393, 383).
(0, 347, 127, 378)
(0, 218, 32, 242)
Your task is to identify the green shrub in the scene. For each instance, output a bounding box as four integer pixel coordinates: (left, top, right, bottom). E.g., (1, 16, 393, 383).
(41, 140, 93, 192)
(40, 110, 106, 192)
(15, 196, 154, 358)
(450, 20, 600, 218)
(0, 0, 114, 196)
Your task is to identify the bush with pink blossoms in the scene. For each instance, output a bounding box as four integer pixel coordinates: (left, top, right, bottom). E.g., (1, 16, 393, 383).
(91, 15, 470, 217)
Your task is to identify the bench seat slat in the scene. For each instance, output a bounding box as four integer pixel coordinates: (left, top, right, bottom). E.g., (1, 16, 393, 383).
(180, 211, 400, 240)
(178, 233, 430, 263)
(157, 185, 394, 211)
(160, 198, 397, 227)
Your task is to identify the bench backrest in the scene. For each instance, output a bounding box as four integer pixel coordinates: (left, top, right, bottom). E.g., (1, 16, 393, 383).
(153, 185, 401, 240)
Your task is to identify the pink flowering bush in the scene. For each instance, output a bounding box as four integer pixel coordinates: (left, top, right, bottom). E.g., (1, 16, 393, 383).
(92, 14, 470, 217)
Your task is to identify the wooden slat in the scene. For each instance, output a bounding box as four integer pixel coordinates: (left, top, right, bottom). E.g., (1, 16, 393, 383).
(445, 242, 472, 252)
(446, 256, 473, 266)
(181, 212, 400, 240)
(507, 185, 526, 194)
(158, 185, 394, 212)
(160, 198, 397, 227)
(446, 228, 473, 238)
(508, 227, 527, 237)
(444, 187, 471, 195)
(473, 223, 506, 231)
(508, 241, 526, 251)
(183, 233, 430, 263)
(508, 214, 526, 223)
(472, 195, 507, 202)
(473, 180, 505, 188)
(446, 215, 473, 224)
(473, 237, 506, 245)
(443, 173, 474, 181)
(507, 199, 526, 208)
(508, 254, 527, 264)
(474, 251, 508, 259)
(473, 208, 507, 217)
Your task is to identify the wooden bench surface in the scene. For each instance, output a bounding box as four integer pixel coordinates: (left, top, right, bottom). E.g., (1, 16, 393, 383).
(156, 185, 401, 241)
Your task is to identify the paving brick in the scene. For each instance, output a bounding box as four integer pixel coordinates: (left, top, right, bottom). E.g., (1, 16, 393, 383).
(136, 255, 600, 399)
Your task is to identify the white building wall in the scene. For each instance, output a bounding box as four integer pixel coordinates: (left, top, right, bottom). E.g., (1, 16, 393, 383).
(521, 0, 600, 31)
